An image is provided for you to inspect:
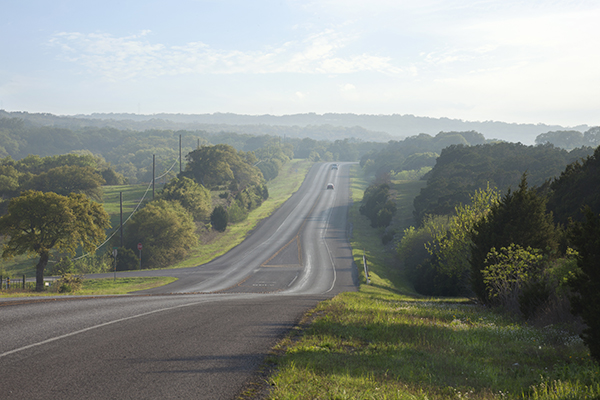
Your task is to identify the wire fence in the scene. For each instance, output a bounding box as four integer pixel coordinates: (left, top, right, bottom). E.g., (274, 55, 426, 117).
(0, 275, 49, 291)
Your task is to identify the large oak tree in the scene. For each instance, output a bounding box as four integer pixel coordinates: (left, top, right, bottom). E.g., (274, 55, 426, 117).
(0, 190, 109, 291)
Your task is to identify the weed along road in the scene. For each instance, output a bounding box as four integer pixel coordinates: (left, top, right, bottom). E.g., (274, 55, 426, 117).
(0, 162, 358, 400)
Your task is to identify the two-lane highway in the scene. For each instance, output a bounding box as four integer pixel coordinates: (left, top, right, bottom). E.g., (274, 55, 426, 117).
(0, 162, 358, 399)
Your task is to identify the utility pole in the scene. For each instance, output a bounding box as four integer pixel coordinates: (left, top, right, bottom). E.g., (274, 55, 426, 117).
(120, 192, 123, 247)
(152, 154, 156, 199)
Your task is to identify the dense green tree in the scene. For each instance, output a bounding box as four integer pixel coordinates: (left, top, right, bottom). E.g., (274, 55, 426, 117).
(123, 200, 198, 269)
(398, 215, 459, 296)
(115, 247, 139, 271)
(157, 177, 212, 221)
(22, 165, 105, 201)
(0, 191, 109, 291)
(257, 160, 279, 181)
(211, 205, 228, 232)
(360, 131, 485, 177)
(583, 127, 600, 147)
(101, 167, 127, 185)
(424, 185, 501, 294)
(470, 175, 558, 302)
(413, 142, 594, 224)
(568, 207, 600, 363)
(359, 183, 397, 228)
(400, 152, 438, 171)
(233, 184, 269, 213)
(184, 144, 264, 189)
(535, 130, 585, 149)
(546, 145, 600, 225)
(253, 144, 292, 181)
(0, 164, 21, 198)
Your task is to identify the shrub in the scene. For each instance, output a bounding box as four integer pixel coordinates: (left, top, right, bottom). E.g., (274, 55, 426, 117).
(115, 247, 139, 271)
(569, 207, 600, 363)
(227, 200, 247, 223)
(53, 273, 83, 293)
(211, 205, 228, 232)
(360, 183, 396, 228)
(519, 278, 551, 320)
(397, 218, 461, 296)
(482, 244, 544, 311)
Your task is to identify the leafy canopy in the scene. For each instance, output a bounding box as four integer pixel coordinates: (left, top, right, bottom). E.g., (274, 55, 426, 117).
(184, 144, 264, 189)
(0, 190, 109, 291)
(157, 176, 211, 221)
(123, 200, 198, 269)
(0, 190, 109, 258)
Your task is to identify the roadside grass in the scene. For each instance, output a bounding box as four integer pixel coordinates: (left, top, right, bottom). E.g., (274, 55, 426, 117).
(0, 276, 177, 297)
(76, 276, 177, 295)
(262, 166, 600, 399)
(172, 159, 312, 268)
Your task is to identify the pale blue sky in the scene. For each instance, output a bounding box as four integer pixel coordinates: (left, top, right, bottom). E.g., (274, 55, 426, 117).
(1, 0, 599, 126)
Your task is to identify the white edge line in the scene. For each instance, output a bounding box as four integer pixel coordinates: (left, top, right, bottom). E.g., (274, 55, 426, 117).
(0, 298, 216, 359)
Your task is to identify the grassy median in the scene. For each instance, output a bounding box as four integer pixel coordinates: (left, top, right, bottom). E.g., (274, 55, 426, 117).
(260, 165, 600, 399)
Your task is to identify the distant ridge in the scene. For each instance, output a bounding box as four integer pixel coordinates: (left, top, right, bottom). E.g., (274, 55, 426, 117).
(1, 110, 589, 144)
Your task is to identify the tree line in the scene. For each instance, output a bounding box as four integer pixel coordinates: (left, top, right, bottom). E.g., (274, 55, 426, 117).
(386, 144, 600, 363)
(0, 117, 383, 184)
(535, 127, 600, 150)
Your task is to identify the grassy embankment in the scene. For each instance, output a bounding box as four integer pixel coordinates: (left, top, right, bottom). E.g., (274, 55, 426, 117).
(260, 164, 600, 399)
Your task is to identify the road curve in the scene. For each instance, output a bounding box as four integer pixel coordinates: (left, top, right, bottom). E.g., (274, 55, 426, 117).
(0, 162, 358, 399)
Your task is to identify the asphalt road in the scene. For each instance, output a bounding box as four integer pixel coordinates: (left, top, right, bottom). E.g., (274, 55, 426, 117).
(0, 162, 358, 399)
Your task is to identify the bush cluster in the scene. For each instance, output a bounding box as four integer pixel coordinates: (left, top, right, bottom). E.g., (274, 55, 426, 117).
(359, 183, 397, 228)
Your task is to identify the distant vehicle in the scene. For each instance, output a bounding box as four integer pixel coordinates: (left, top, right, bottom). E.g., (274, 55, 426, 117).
(327, 183, 334, 190)
(331, 164, 338, 170)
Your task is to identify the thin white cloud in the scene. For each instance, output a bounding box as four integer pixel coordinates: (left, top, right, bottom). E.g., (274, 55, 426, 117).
(48, 29, 403, 80)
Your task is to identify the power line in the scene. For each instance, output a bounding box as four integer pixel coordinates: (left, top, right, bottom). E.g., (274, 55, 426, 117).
(71, 156, 180, 261)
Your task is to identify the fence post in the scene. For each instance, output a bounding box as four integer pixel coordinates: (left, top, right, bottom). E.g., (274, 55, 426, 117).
(0, 275, 2, 290)
(363, 254, 370, 285)
(23, 274, 26, 290)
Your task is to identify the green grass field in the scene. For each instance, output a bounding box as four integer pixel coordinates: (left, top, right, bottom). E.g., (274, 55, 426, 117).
(258, 165, 600, 400)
